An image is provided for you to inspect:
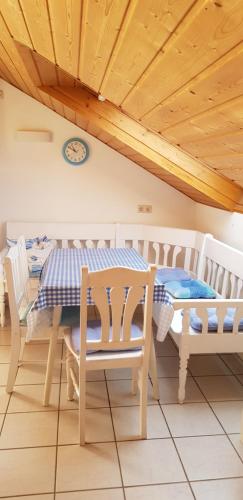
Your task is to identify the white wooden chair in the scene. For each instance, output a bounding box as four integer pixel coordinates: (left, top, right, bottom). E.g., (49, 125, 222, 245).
(170, 299, 243, 403)
(4, 244, 34, 393)
(64, 264, 156, 444)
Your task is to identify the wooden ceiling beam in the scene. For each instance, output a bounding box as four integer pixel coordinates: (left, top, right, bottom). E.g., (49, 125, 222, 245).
(38, 85, 243, 212)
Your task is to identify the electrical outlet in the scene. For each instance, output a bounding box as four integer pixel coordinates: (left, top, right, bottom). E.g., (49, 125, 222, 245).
(137, 204, 152, 213)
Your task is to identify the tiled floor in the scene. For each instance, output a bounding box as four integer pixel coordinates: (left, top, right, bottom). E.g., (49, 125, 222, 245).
(1, 316, 243, 499)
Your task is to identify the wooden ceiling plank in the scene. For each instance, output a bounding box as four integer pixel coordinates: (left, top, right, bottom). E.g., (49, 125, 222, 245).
(32, 51, 58, 86)
(215, 167, 243, 181)
(79, 0, 129, 92)
(0, 0, 33, 48)
(48, 0, 81, 76)
(0, 57, 19, 87)
(182, 132, 243, 157)
(57, 85, 242, 202)
(162, 95, 243, 144)
(0, 41, 30, 94)
(122, 0, 243, 119)
(49, 95, 64, 115)
(19, 0, 55, 62)
(63, 105, 76, 123)
(75, 113, 89, 130)
(38, 85, 243, 211)
(100, 0, 195, 105)
(143, 42, 243, 132)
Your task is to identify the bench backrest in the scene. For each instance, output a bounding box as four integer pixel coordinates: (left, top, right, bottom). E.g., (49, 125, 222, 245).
(199, 237, 243, 298)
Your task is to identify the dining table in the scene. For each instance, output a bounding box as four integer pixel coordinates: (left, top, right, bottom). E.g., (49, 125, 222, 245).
(31, 246, 174, 405)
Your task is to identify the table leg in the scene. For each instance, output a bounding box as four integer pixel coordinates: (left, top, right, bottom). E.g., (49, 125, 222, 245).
(43, 306, 62, 406)
(0, 269, 5, 327)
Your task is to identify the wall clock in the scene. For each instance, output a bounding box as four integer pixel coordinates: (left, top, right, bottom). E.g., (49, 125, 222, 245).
(62, 137, 89, 166)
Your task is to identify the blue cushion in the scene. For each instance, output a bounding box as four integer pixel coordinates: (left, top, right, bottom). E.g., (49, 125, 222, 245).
(190, 307, 243, 332)
(156, 267, 190, 284)
(71, 321, 143, 354)
(165, 279, 216, 299)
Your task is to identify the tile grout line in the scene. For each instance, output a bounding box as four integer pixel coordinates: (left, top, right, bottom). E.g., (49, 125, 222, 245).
(158, 401, 197, 500)
(104, 369, 126, 500)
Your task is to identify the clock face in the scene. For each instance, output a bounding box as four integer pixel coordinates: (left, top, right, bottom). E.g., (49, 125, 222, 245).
(62, 138, 89, 166)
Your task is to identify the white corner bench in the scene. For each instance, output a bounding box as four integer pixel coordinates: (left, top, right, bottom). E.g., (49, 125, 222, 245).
(0, 222, 210, 328)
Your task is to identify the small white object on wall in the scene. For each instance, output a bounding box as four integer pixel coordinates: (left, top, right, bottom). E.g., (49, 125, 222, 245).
(15, 130, 53, 142)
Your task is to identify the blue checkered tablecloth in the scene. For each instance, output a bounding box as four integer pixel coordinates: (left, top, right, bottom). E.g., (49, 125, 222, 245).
(34, 248, 172, 310)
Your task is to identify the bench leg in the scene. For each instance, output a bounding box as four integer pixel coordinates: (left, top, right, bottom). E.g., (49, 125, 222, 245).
(178, 348, 189, 404)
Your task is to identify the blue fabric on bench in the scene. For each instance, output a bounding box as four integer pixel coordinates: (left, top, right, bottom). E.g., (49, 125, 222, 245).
(156, 267, 190, 283)
(165, 279, 216, 299)
(190, 307, 243, 332)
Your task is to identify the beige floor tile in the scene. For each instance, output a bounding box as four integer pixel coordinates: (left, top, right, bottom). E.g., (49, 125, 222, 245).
(0, 411, 58, 448)
(175, 435, 243, 480)
(56, 443, 122, 492)
(125, 483, 194, 500)
(56, 489, 123, 500)
(118, 438, 185, 486)
(0, 331, 11, 346)
(211, 401, 243, 433)
(189, 355, 231, 376)
(221, 354, 243, 375)
(155, 336, 178, 356)
(158, 378, 205, 404)
(61, 368, 105, 382)
(156, 356, 182, 377)
(163, 402, 223, 437)
(0, 496, 54, 500)
(112, 405, 170, 441)
(192, 478, 243, 500)
(0, 363, 9, 386)
(0, 345, 11, 363)
(105, 367, 132, 380)
(107, 379, 157, 407)
(23, 342, 62, 361)
(195, 375, 243, 401)
(0, 386, 10, 413)
(228, 434, 243, 460)
(0, 446, 56, 496)
(59, 381, 109, 410)
(7, 384, 59, 413)
(58, 408, 114, 444)
(16, 362, 61, 385)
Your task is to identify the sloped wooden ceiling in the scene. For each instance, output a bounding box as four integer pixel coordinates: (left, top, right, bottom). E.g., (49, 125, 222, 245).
(0, 0, 243, 212)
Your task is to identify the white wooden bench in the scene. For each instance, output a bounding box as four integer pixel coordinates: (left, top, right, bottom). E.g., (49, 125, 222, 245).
(0, 222, 210, 328)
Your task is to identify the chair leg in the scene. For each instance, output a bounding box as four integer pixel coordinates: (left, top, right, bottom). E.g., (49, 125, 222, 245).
(79, 367, 86, 445)
(66, 349, 75, 401)
(43, 306, 62, 406)
(178, 349, 189, 404)
(149, 338, 160, 400)
(6, 334, 22, 393)
(43, 326, 59, 406)
(131, 368, 138, 395)
(139, 366, 148, 439)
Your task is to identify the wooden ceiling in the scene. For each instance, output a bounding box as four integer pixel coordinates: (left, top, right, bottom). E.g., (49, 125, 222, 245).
(0, 0, 243, 212)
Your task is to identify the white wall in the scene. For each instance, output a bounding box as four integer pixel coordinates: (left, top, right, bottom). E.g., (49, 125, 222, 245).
(195, 203, 243, 252)
(0, 79, 195, 248)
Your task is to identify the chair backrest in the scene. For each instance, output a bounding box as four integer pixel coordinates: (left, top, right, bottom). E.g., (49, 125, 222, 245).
(199, 237, 243, 298)
(4, 245, 29, 330)
(79, 265, 156, 356)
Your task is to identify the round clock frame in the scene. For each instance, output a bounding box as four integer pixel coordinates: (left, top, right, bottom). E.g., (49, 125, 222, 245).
(62, 137, 89, 166)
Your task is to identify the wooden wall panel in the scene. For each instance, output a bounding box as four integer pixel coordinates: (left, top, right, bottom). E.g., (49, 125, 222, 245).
(143, 42, 243, 132)
(48, 0, 81, 76)
(122, 0, 243, 118)
(100, 0, 194, 105)
(19, 0, 55, 62)
(79, 0, 129, 92)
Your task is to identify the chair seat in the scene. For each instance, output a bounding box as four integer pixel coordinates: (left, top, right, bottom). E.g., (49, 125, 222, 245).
(71, 320, 143, 354)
